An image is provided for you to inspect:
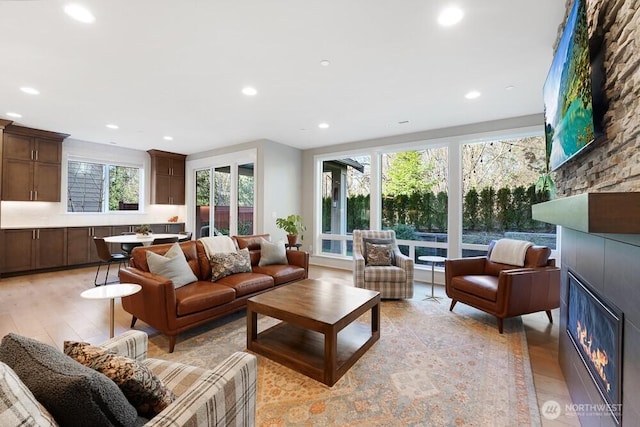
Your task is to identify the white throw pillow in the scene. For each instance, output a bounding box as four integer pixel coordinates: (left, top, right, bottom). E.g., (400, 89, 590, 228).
(258, 240, 288, 266)
(146, 243, 198, 288)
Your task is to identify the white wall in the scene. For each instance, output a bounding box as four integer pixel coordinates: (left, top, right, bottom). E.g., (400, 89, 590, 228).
(1, 138, 185, 228)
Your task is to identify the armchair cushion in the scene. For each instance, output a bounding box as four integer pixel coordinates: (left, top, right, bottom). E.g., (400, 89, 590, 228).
(64, 341, 176, 418)
(0, 333, 138, 427)
(146, 243, 198, 288)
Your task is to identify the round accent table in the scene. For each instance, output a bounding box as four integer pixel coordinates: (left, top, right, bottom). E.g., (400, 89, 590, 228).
(417, 255, 446, 303)
(81, 283, 142, 338)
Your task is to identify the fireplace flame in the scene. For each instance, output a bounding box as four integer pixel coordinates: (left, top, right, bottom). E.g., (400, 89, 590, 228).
(577, 320, 610, 392)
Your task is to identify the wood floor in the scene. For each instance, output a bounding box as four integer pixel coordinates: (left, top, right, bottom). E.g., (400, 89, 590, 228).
(0, 265, 580, 426)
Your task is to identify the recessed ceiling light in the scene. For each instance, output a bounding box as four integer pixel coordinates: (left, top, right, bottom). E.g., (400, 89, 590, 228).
(242, 86, 257, 96)
(320, 60, 331, 67)
(318, 123, 330, 129)
(6, 112, 22, 118)
(163, 136, 173, 141)
(109, 141, 117, 145)
(465, 90, 481, 99)
(106, 124, 119, 129)
(64, 3, 95, 24)
(398, 120, 410, 124)
(20, 87, 39, 95)
(438, 6, 464, 27)
(505, 85, 515, 90)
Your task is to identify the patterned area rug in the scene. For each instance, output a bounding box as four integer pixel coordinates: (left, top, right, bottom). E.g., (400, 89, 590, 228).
(147, 291, 540, 426)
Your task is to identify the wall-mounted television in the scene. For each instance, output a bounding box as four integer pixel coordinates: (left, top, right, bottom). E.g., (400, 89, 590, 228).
(543, 0, 606, 171)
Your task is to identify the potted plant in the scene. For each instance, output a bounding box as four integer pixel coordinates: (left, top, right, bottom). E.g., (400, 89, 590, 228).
(135, 224, 152, 236)
(276, 214, 306, 246)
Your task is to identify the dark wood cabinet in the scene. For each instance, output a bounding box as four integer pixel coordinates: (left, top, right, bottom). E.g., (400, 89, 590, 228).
(67, 226, 112, 265)
(150, 223, 184, 234)
(2, 228, 67, 273)
(148, 150, 186, 205)
(2, 126, 68, 202)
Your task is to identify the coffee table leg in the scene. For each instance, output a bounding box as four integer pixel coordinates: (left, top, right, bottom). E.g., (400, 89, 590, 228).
(247, 306, 258, 349)
(325, 329, 337, 385)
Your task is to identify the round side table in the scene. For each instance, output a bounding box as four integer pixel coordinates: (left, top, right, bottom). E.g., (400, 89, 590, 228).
(418, 255, 446, 302)
(81, 283, 142, 338)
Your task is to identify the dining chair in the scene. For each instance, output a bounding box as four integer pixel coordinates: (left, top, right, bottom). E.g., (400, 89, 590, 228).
(120, 231, 143, 255)
(93, 237, 130, 286)
(178, 231, 193, 242)
(151, 236, 180, 245)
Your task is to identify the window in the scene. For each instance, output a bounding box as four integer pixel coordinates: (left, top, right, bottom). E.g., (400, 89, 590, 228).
(381, 147, 448, 262)
(461, 136, 555, 255)
(67, 160, 141, 212)
(320, 156, 370, 256)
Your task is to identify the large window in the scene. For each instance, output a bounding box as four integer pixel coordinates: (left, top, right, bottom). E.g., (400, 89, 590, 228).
(381, 147, 448, 262)
(314, 130, 555, 262)
(320, 156, 370, 256)
(461, 136, 555, 255)
(67, 160, 141, 212)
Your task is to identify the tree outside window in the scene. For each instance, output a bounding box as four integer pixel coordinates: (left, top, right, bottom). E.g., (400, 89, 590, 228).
(67, 160, 141, 212)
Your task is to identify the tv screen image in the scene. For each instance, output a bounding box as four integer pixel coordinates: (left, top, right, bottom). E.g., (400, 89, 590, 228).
(543, 0, 596, 171)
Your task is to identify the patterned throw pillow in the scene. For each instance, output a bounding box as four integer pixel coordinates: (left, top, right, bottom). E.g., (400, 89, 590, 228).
(365, 242, 393, 266)
(64, 341, 176, 418)
(210, 248, 252, 282)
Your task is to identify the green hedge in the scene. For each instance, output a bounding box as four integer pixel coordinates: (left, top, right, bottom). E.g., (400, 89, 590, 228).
(322, 184, 552, 234)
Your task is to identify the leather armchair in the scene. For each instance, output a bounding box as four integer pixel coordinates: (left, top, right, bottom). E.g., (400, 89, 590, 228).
(353, 229, 414, 299)
(444, 240, 560, 333)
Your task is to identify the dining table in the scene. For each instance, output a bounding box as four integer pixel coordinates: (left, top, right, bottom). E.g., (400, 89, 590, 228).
(103, 233, 184, 246)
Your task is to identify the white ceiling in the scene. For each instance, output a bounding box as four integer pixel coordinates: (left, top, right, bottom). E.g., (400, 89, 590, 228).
(0, 0, 566, 155)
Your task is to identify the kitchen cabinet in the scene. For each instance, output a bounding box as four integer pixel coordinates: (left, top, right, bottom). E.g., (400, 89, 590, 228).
(148, 150, 186, 205)
(150, 223, 184, 234)
(2, 228, 67, 273)
(66, 226, 112, 265)
(2, 126, 68, 201)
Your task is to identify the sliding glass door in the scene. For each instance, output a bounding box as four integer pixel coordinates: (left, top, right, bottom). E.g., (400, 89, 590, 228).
(194, 162, 255, 238)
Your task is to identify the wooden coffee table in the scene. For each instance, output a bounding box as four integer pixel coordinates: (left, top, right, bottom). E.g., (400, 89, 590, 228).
(247, 279, 380, 386)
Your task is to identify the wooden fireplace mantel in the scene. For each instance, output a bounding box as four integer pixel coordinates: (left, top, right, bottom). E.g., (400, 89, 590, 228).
(532, 192, 640, 234)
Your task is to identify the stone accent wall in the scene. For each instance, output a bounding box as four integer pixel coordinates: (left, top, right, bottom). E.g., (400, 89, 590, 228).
(554, 0, 640, 196)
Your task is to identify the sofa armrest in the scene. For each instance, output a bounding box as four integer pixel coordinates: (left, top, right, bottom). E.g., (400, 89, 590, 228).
(145, 352, 257, 427)
(99, 330, 148, 362)
(285, 249, 309, 273)
(118, 267, 178, 333)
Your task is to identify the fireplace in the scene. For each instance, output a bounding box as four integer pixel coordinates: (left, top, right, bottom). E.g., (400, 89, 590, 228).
(566, 270, 623, 423)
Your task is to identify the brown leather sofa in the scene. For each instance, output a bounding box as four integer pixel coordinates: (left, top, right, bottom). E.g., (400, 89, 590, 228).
(444, 240, 560, 333)
(118, 235, 309, 352)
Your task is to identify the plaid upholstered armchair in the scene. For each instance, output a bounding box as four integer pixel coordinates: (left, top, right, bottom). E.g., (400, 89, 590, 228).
(352, 230, 414, 299)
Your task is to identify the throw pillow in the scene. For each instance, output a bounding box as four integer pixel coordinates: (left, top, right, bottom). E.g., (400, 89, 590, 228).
(64, 341, 176, 418)
(209, 248, 252, 282)
(365, 242, 393, 266)
(0, 333, 138, 427)
(258, 239, 288, 266)
(146, 243, 198, 288)
(0, 362, 57, 427)
(363, 238, 395, 266)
